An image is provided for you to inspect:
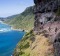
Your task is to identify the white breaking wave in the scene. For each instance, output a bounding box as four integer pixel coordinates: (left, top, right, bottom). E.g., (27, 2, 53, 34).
(0, 28, 11, 32)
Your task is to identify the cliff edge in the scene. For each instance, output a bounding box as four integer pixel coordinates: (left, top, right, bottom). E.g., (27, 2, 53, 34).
(13, 0, 60, 56)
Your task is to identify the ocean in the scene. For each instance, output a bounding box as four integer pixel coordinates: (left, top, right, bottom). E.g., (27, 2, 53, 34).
(0, 22, 25, 56)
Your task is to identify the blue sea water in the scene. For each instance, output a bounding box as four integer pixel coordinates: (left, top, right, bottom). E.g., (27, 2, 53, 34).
(0, 23, 25, 56)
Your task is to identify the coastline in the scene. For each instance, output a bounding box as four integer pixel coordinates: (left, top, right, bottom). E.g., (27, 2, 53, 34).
(0, 21, 29, 32)
(11, 27, 29, 32)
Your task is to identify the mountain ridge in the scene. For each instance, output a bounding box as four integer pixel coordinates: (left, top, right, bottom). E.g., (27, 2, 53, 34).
(3, 6, 34, 31)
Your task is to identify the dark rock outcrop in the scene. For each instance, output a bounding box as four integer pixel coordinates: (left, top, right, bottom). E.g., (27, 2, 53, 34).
(34, 0, 60, 39)
(34, 0, 59, 13)
(34, 0, 60, 31)
(34, 0, 60, 56)
(54, 33, 60, 56)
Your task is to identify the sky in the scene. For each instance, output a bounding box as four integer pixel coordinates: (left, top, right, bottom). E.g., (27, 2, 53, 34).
(0, 0, 34, 17)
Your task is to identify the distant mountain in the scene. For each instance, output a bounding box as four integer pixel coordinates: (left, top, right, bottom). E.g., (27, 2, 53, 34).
(5, 14, 19, 20)
(4, 6, 34, 31)
(0, 15, 18, 21)
(0, 17, 5, 21)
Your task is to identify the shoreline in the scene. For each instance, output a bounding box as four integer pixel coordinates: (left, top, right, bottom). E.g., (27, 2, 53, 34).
(0, 21, 29, 32)
(11, 27, 29, 32)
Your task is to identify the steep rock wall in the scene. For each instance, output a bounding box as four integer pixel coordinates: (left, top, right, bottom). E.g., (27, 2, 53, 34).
(34, 0, 60, 56)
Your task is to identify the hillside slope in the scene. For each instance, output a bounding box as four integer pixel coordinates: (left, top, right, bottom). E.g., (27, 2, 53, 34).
(4, 6, 34, 31)
(13, 30, 54, 56)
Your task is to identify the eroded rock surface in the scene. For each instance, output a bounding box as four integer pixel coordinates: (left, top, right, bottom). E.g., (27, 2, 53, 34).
(34, 0, 60, 56)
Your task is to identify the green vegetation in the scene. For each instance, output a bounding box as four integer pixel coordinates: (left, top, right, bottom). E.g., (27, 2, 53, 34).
(13, 30, 54, 56)
(4, 6, 34, 31)
(13, 30, 35, 56)
(56, 7, 60, 16)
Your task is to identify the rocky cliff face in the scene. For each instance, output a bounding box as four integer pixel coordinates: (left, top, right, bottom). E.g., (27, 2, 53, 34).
(34, 0, 60, 56)
(34, 0, 60, 31)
